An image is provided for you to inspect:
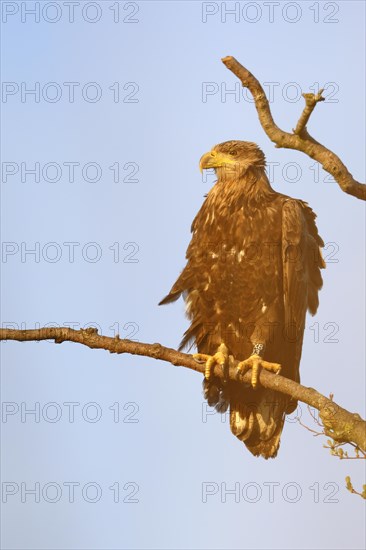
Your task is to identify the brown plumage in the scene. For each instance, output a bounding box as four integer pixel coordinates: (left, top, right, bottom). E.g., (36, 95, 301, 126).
(160, 141, 325, 458)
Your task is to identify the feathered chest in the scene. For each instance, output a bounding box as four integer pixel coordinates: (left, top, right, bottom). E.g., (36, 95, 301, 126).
(183, 182, 285, 319)
(188, 188, 282, 269)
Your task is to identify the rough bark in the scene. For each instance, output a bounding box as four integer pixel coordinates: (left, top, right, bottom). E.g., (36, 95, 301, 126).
(1, 327, 365, 452)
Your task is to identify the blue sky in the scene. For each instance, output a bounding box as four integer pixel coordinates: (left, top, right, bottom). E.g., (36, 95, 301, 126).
(1, 1, 365, 549)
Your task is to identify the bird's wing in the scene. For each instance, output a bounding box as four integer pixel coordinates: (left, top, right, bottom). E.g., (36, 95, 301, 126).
(158, 200, 211, 306)
(281, 199, 324, 381)
(282, 199, 308, 332)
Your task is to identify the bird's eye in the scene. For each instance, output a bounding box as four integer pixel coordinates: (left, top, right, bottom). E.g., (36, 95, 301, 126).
(230, 151, 237, 156)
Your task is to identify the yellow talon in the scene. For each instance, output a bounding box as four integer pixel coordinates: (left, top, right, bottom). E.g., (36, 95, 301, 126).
(193, 343, 229, 380)
(236, 354, 281, 389)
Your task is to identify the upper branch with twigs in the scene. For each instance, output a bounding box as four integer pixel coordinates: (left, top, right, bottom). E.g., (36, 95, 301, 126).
(1, 327, 365, 454)
(221, 56, 365, 201)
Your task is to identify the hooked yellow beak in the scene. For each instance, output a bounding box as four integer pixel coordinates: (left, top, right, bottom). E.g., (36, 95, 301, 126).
(199, 150, 235, 173)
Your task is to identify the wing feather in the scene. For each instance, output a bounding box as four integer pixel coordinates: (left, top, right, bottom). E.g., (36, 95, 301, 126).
(282, 199, 324, 382)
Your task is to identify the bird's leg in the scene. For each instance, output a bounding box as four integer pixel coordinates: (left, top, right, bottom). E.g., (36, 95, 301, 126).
(236, 344, 281, 389)
(193, 343, 232, 381)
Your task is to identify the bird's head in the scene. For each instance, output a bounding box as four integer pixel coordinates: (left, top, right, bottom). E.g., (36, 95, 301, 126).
(199, 140, 266, 180)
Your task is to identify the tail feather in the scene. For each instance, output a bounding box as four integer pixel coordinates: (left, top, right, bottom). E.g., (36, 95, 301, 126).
(244, 418, 284, 459)
(230, 392, 287, 459)
(230, 407, 255, 441)
(204, 376, 289, 459)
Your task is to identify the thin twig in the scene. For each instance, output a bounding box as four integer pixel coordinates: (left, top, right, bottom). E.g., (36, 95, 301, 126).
(296, 417, 325, 437)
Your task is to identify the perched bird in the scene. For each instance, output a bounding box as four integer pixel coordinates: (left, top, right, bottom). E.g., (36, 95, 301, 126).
(159, 141, 325, 458)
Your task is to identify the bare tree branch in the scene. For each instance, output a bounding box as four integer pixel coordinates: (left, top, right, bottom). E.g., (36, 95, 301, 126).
(1, 327, 365, 452)
(221, 56, 366, 201)
(293, 90, 325, 135)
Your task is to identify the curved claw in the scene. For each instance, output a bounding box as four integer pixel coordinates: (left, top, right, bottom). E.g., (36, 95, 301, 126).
(236, 354, 281, 389)
(193, 343, 229, 380)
